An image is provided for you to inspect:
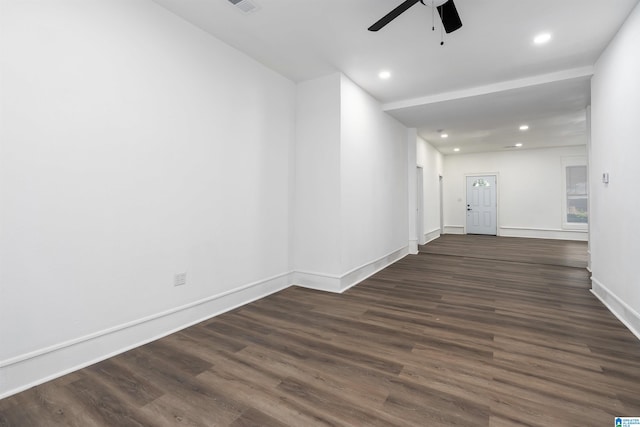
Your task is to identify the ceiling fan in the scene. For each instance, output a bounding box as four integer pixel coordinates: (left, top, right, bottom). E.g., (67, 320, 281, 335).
(368, 0, 462, 33)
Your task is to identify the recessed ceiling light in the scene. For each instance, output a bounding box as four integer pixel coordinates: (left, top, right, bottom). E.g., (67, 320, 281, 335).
(453, 148, 460, 152)
(441, 133, 449, 138)
(378, 70, 391, 79)
(519, 125, 529, 131)
(534, 33, 552, 45)
(515, 143, 523, 147)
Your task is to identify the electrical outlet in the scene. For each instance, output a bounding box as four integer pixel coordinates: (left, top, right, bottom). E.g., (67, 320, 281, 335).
(174, 272, 187, 287)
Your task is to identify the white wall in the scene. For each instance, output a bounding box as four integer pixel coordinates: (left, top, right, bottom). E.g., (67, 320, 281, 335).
(590, 2, 640, 339)
(293, 74, 342, 276)
(443, 146, 588, 240)
(0, 0, 295, 397)
(417, 137, 444, 243)
(340, 75, 409, 279)
(407, 129, 418, 253)
(0, 0, 412, 394)
(292, 74, 409, 292)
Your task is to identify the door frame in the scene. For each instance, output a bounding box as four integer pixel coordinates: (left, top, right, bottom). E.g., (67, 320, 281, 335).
(416, 167, 426, 245)
(439, 175, 444, 234)
(464, 173, 500, 236)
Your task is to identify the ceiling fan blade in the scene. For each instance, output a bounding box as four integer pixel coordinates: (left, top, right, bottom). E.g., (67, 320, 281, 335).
(368, 0, 422, 32)
(437, 0, 463, 33)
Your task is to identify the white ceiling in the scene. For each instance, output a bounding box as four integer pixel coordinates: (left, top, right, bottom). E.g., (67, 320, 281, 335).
(152, 0, 639, 153)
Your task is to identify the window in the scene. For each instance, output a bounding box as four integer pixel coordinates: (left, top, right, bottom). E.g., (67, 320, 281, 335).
(472, 178, 491, 187)
(566, 166, 588, 223)
(562, 158, 588, 229)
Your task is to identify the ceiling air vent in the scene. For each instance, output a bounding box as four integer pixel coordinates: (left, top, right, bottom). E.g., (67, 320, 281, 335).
(227, 0, 258, 14)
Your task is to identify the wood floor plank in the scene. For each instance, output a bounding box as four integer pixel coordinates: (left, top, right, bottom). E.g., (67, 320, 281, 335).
(196, 367, 339, 427)
(228, 408, 290, 427)
(229, 344, 391, 407)
(2, 235, 639, 426)
(64, 375, 155, 427)
(84, 359, 164, 409)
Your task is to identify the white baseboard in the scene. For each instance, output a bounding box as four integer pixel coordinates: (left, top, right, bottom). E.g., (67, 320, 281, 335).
(443, 225, 588, 241)
(292, 246, 409, 294)
(290, 270, 342, 293)
(499, 226, 588, 241)
(339, 246, 408, 293)
(409, 239, 419, 254)
(0, 273, 291, 400)
(0, 244, 411, 399)
(443, 225, 464, 235)
(423, 228, 441, 244)
(591, 277, 640, 342)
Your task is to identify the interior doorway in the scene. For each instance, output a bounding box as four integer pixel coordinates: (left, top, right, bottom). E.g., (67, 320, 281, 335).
(465, 175, 497, 235)
(416, 167, 426, 245)
(439, 175, 444, 234)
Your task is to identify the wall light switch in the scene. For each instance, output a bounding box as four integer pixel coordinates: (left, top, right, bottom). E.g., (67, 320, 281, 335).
(174, 272, 187, 287)
(602, 172, 609, 184)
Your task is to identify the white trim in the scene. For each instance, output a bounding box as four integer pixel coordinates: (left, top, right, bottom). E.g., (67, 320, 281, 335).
(293, 246, 409, 294)
(0, 244, 411, 399)
(443, 225, 465, 234)
(0, 271, 290, 369)
(0, 273, 291, 399)
(382, 67, 594, 111)
(439, 175, 444, 234)
(416, 166, 426, 245)
(291, 272, 342, 293)
(407, 128, 418, 257)
(292, 269, 341, 279)
(423, 228, 441, 244)
(499, 226, 588, 241)
(591, 277, 640, 342)
(339, 246, 409, 293)
(341, 245, 408, 278)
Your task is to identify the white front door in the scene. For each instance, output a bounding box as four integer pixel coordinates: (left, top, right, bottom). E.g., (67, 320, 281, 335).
(466, 175, 497, 235)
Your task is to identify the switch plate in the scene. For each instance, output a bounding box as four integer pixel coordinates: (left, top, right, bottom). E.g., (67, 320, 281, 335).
(174, 272, 187, 287)
(602, 172, 609, 184)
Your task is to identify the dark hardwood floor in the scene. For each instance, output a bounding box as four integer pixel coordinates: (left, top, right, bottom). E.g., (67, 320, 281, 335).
(2, 235, 639, 426)
(419, 234, 589, 268)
